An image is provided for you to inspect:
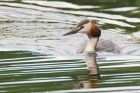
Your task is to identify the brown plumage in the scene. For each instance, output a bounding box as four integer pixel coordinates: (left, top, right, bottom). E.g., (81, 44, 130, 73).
(86, 21, 101, 38)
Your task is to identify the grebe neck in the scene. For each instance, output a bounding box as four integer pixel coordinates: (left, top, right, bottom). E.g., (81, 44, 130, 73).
(85, 37, 99, 52)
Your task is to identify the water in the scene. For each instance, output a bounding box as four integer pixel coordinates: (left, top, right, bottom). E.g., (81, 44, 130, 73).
(0, 0, 140, 93)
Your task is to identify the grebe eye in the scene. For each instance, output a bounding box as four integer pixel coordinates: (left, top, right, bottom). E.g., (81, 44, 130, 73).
(81, 26, 84, 28)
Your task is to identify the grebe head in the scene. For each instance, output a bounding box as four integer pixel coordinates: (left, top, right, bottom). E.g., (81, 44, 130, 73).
(63, 19, 101, 52)
(63, 19, 101, 38)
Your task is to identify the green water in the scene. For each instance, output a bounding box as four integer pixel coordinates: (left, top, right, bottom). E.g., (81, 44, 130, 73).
(0, 0, 140, 93)
(0, 51, 87, 92)
(1, 51, 140, 93)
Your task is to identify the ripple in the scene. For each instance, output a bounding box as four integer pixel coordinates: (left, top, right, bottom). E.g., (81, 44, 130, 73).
(0, 77, 72, 85)
(23, 0, 99, 9)
(53, 86, 140, 93)
(65, 10, 140, 23)
(104, 7, 138, 12)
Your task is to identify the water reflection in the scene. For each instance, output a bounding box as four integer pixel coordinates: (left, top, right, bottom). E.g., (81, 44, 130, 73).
(0, 50, 140, 92)
(73, 74, 99, 89)
(0, 51, 102, 92)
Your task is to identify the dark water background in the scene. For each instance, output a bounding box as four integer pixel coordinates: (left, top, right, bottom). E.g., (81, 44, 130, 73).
(0, 0, 140, 93)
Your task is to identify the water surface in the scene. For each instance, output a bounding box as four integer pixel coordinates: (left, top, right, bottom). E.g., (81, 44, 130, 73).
(0, 0, 140, 93)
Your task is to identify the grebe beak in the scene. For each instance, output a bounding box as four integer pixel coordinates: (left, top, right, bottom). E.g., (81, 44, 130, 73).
(63, 26, 84, 36)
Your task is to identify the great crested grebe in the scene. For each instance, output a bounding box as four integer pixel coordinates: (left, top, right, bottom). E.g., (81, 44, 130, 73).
(63, 19, 120, 53)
